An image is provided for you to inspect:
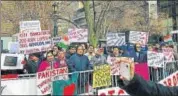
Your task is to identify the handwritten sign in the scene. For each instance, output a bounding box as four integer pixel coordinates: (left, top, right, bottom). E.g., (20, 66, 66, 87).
(108, 57, 132, 78)
(159, 71, 178, 87)
(68, 28, 88, 43)
(129, 31, 148, 45)
(162, 48, 174, 62)
(147, 51, 164, 67)
(52, 37, 61, 44)
(19, 20, 41, 32)
(93, 64, 111, 88)
(37, 67, 68, 95)
(98, 87, 129, 96)
(18, 30, 51, 54)
(106, 33, 126, 46)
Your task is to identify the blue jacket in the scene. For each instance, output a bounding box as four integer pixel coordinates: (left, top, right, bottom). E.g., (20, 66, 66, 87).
(67, 54, 92, 72)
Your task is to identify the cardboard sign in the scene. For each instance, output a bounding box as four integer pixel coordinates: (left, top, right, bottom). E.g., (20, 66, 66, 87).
(147, 51, 164, 67)
(108, 57, 132, 80)
(37, 67, 68, 95)
(129, 31, 148, 45)
(98, 87, 129, 96)
(106, 33, 126, 46)
(93, 65, 111, 88)
(18, 30, 51, 54)
(162, 48, 174, 62)
(20, 20, 41, 32)
(159, 71, 178, 87)
(1, 78, 36, 95)
(68, 28, 88, 43)
(52, 37, 61, 44)
(1, 54, 24, 70)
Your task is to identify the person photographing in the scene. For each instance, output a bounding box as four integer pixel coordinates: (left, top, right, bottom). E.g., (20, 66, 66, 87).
(118, 57, 178, 96)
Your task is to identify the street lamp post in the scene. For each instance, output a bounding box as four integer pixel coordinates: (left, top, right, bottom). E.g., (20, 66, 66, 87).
(52, 2, 58, 37)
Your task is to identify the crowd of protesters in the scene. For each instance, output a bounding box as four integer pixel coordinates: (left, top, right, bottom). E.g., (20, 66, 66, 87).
(1, 42, 178, 75)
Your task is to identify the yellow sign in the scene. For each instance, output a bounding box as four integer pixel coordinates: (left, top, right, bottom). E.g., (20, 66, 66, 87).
(93, 64, 111, 88)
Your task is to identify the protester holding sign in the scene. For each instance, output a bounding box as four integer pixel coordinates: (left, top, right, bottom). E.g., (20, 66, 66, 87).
(38, 51, 59, 72)
(117, 57, 178, 96)
(24, 53, 42, 73)
(134, 43, 147, 63)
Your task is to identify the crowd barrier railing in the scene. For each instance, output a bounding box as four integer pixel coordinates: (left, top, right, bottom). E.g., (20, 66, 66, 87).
(2, 60, 178, 95)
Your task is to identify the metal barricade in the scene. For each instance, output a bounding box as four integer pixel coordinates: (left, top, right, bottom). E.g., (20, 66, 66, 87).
(149, 60, 178, 82)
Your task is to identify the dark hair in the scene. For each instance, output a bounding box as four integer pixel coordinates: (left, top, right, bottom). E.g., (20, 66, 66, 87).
(53, 45, 62, 50)
(80, 43, 87, 49)
(30, 53, 41, 58)
(76, 45, 84, 51)
(88, 45, 94, 49)
(68, 45, 75, 50)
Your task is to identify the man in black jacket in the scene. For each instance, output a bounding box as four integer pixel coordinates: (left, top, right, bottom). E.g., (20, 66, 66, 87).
(117, 57, 178, 96)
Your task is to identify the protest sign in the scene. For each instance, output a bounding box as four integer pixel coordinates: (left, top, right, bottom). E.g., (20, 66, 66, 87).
(135, 63, 150, 80)
(37, 67, 68, 95)
(159, 71, 178, 87)
(93, 64, 111, 88)
(68, 28, 88, 43)
(147, 51, 164, 67)
(164, 35, 172, 42)
(20, 20, 41, 32)
(18, 30, 51, 54)
(171, 30, 178, 34)
(162, 48, 174, 62)
(1, 54, 24, 70)
(1, 78, 36, 95)
(106, 33, 126, 46)
(98, 87, 129, 96)
(129, 31, 148, 45)
(8, 42, 19, 53)
(52, 37, 61, 44)
(108, 57, 133, 79)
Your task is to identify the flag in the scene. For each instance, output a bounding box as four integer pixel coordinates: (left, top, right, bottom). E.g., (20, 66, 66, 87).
(52, 72, 79, 95)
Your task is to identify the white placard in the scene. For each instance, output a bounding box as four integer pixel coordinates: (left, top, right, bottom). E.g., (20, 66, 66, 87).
(20, 20, 41, 32)
(162, 48, 174, 62)
(98, 87, 129, 96)
(1, 54, 24, 70)
(1, 78, 36, 95)
(52, 37, 61, 44)
(129, 31, 148, 45)
(18, 30, 51, 54)
(106, 33, 126, 46)
(147, 51, 164, 67)
(159, 71, 178, 87)
(37, 67, 68, 95)
(68, 28, 88, 43)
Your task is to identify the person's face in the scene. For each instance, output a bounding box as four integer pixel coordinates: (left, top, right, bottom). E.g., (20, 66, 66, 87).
(77, 46, 84, 55)
(88, 46, 94, 53)
(148, 46, 153, 51)
(53, 46, 58, 55)
(47, 53, 54, 62)
(69, 48, 76, 54)
(31, 56, 39, 61)
(58, 51, 65, 59)
(113, 48, 119, 55)
(136, 44, 141, 52)
(96, 49, 101, 55)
